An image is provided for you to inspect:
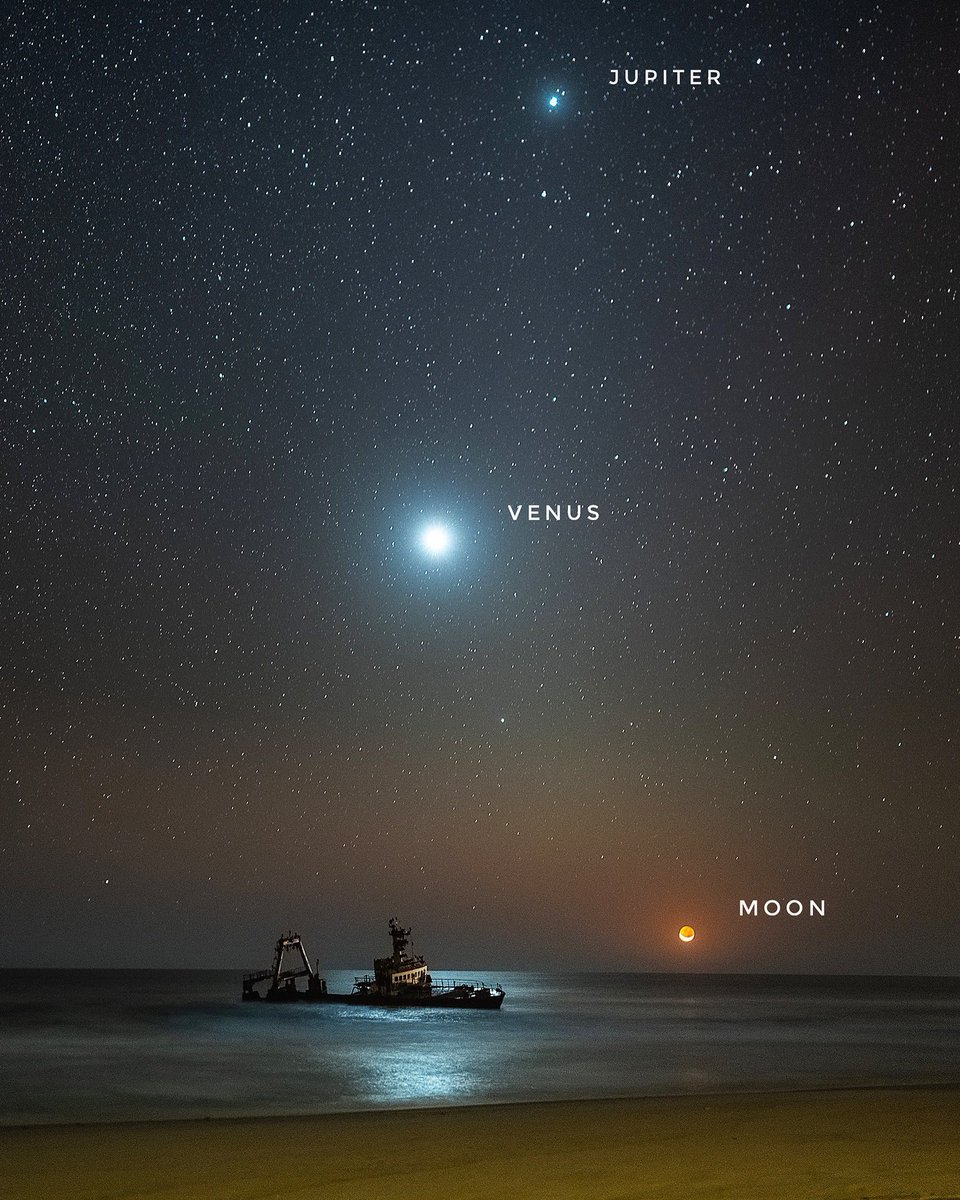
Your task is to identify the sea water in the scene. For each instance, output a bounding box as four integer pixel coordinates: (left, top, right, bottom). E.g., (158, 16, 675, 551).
(1, 970, 958, 1125)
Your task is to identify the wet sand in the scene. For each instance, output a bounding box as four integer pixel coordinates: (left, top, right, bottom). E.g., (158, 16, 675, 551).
(2, 1087, 959, 1199)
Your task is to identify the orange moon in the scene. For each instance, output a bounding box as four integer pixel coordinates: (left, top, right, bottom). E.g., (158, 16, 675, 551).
(678, 925, 696, 943)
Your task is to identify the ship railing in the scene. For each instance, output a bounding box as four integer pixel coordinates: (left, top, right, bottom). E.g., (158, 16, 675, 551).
(243, 969, 274, 985)
(429, 978, 499, 991)
(350, 974, 501, 993)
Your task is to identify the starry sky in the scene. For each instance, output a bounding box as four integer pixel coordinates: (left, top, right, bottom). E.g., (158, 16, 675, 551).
(1, 1, 957, 973)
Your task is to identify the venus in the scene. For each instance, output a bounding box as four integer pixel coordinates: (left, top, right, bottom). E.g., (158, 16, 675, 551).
(420, 524, 452, 556)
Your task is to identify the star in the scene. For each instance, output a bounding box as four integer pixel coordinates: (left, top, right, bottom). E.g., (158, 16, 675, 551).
(548, 94, 560, 109)
(420, 523, 452, 556)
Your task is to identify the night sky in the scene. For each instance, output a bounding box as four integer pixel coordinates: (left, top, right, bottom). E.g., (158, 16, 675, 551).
(2, 2, 958, 974)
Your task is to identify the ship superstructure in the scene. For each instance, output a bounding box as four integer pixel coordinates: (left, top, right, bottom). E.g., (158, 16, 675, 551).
(371, 919, 429, 994)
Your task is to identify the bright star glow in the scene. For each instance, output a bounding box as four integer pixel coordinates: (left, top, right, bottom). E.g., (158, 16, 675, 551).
(420, 523, 452, 556)
(548, 95, 559, 108)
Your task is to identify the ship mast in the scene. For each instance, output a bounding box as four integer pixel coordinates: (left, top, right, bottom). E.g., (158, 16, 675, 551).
(388, 917, 412, 965)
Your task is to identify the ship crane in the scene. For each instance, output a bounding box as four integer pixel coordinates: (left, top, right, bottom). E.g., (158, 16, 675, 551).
(242, 932, 327, 1002)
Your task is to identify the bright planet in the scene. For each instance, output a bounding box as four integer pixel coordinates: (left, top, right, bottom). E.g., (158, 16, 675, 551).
(678, 926, 696, 943)
(420, 523, 452, 556)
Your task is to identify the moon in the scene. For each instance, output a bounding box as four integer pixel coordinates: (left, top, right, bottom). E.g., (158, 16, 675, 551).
(420, 523, 452, 556)
(678, 925, 695, 943)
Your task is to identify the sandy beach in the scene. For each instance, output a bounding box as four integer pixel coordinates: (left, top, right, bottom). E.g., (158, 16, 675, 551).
(2, 1087, 959, 1200)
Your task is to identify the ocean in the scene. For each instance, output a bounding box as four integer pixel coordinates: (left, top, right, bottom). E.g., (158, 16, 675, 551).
(2, 970, 959, 1126)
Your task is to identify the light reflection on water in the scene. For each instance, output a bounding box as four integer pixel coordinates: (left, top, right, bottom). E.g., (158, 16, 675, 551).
(1, 969, 959, 1124)
(367, 1049, 477, 1103)
(301, 992, 505, 1107)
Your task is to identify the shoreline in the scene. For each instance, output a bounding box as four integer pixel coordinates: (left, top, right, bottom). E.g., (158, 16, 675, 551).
(4, 1075, 960, 1131)
(3, 1086, 960, 1199)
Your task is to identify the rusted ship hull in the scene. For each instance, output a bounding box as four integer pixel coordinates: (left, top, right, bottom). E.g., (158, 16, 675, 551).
(247, 985, 504, 1009)
(316, 987, 504, 1009)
